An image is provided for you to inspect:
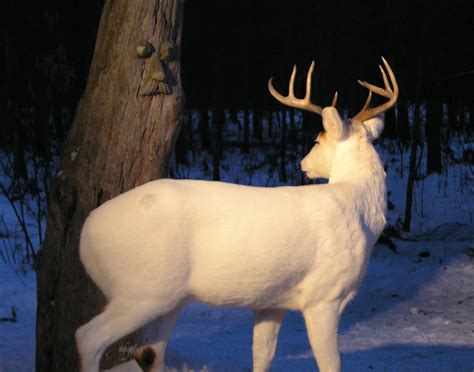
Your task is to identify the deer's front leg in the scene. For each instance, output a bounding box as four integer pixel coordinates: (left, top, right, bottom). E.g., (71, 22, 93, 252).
(303, 303, 341, 372)
(252, 308, 286, 372)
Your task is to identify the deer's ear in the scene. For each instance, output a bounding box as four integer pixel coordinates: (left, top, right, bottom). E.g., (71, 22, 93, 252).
(362, 114, 384, 141)
(322, 107, 348, 141)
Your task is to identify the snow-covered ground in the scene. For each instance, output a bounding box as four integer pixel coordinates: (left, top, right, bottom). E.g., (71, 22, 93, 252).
(109, 235, 474, 372)
(2, 237, 472, 372)
(0, 265, 36, 372)
(0, 116, 473, 371)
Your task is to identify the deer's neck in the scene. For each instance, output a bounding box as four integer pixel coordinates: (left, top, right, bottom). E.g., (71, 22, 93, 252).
(329, 140, 387, 239)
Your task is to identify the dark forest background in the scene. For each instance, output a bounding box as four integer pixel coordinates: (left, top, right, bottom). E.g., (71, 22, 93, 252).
(0, 0, 473, 257)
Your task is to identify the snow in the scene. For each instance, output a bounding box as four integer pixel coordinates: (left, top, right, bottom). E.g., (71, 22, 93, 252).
(2, 238, 472, 371)
(0, 266, 36, 372)
(0, 114, 473, 371)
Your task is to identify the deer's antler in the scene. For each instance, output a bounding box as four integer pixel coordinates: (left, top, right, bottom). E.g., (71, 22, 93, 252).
(268, 61, 337, 116)
(352, 57, 399, 123)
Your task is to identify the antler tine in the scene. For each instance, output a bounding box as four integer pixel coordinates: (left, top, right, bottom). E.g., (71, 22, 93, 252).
(331, 91, 338, 107)
(361, 90, 372, 111)
(379, 65, 392, 95)
(268, 61, 323, 116)
(353, 57, 399, 123)
(289, 65, 297, 99)
(305, 61, 315, 102)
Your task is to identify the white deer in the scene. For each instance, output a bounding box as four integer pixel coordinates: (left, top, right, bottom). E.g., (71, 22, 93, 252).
(75, 57, 398, 372)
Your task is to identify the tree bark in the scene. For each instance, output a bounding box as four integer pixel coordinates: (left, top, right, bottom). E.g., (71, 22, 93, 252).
(198, 104, 210, 150)
(397, 98, 410, 145)
(36, 1, 184, 371)
(280, 114, 287, 183)
(215, 98, 225, 160)
(242, 106, 250, 153)
(383, 107, 397, 140)
(266, 109, 273, 139)
(447, 96, 459, 132)
(289, 108, 297, 152)
(403, 58, 423, 232)
(469, 98, 474, 136)
(252, 102, 263, 142)
(426, 92, 442, 173)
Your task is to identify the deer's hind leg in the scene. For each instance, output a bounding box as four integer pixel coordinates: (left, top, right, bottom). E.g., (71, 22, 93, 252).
(133, 301, 186, 372)
(75, 297, 179, 372)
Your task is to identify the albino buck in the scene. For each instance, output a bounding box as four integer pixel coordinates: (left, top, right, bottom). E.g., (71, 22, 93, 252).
(75, 57, 398, 372)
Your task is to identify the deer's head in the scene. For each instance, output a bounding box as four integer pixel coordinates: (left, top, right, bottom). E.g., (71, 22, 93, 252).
(268, 57, 398, 179)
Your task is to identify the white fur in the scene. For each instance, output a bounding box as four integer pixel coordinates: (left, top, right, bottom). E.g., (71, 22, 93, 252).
(75, 107, 387, 372)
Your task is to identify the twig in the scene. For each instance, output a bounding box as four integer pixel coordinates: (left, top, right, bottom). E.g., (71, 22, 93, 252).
(7, 263, 27, 287)
(0, 183, 36, 261)
(0, 307, 17, 323)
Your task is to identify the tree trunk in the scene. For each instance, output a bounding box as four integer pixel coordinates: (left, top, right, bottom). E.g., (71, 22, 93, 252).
(212, 114, 221, 181)
(212, 96, 222, 180)
(252, 103, 262, 141)
(447, 96, 459, 133)
(36, 1, 184, 371)
(266, 109, 273, 139)
(215, 99, 225, 160)
(383, 106, 397, 140)
(397, 98, 410, 145)
(403, 100, 420, 232)
(289, 108, 297, 152)
(198, 104, 210, 150)
(426, 93, 442, 173)
(241, 106, 250, 153)
(403, 56, 423, 232)
(469, 98, 474, 136)
(174, 110, 189, 165)
(280, 114, 287, 183)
